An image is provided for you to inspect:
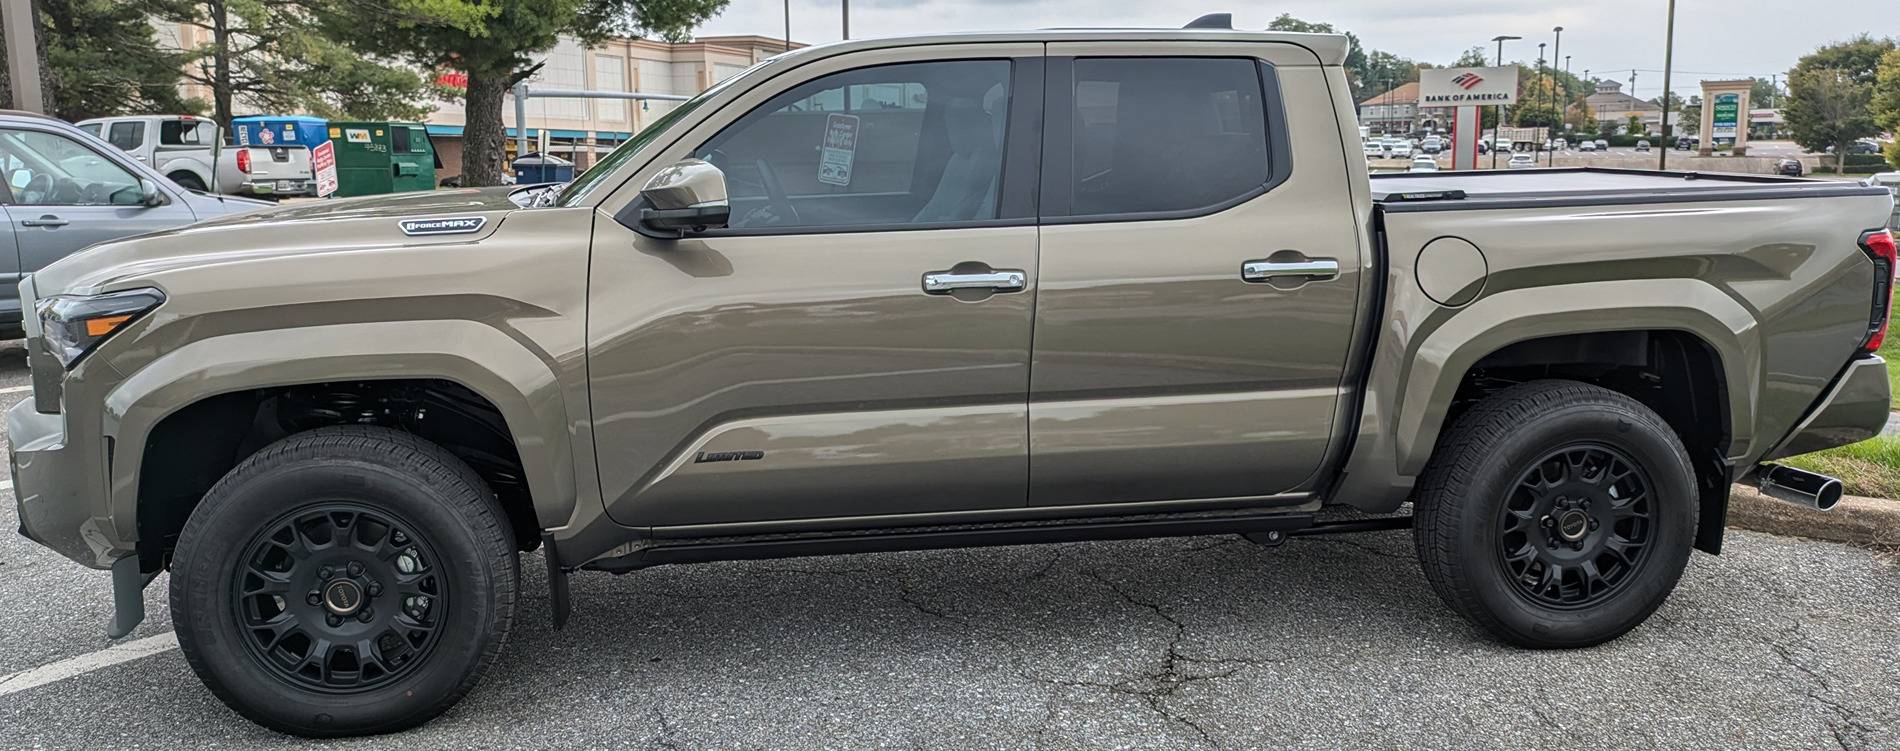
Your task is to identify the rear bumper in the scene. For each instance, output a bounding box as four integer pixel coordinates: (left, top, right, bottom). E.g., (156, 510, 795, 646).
(1763, 354, 1890, 460)
(8, 396, 119, 569)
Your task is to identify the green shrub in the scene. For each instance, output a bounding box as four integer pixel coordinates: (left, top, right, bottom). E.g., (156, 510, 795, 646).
(1885, 140, 1900, 170)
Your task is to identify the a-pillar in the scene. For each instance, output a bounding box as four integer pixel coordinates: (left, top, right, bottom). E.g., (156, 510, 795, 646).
(1698, 79, 1753, 157)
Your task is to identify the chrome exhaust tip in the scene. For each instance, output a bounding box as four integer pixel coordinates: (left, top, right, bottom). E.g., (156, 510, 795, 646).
(1756, 463, 1844, 512)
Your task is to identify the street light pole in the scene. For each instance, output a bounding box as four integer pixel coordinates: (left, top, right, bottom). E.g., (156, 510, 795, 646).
(1, 0, 44, 112)
(1491, 35, 1520, 170)
(1550, 27, 1563, 166)
(1659, 0, 1677, 170)
(784, 0, 792, 53)
(842, 0, 849, 40)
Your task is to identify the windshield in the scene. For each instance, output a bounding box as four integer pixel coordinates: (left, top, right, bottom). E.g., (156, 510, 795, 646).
(556, 70, 751, 207)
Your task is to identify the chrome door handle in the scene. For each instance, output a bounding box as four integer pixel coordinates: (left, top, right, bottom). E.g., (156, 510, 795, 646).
(923, 270, 1026, 294)
(1242, 259, 1338, 283)
(21, 217, 68, 228)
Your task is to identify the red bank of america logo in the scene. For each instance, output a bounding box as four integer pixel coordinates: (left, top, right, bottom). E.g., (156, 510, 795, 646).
(1451, 72, 1484, 90)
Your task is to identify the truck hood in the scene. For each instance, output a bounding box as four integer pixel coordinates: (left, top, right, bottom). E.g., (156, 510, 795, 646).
(32, 187, 522, 296)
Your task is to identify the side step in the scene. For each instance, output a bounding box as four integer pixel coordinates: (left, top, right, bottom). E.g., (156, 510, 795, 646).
(585, 509, 1323, 573)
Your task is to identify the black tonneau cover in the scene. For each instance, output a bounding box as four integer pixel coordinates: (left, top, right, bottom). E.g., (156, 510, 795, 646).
(1372, 167, 1889, 212)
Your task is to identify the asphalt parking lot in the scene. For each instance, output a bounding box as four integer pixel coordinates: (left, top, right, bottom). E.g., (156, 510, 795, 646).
(1, 339, 1898, 750)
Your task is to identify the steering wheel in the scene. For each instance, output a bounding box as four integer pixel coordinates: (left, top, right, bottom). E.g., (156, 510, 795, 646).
(19, 173, 52, 205)
(749, 158, 800, 226)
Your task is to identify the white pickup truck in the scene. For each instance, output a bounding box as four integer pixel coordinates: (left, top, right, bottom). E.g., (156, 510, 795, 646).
(77, 115, 316, 198)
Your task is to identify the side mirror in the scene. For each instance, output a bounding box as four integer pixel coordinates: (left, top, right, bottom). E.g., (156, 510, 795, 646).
(138, 178, 165, 207)
(638, 159, 729, 236)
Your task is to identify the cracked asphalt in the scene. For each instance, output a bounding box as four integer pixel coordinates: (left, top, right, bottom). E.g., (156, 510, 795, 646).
(2, 341, 1899, 749)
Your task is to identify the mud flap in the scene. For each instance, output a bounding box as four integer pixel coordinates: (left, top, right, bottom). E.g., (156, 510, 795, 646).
(543, 532, 571, 630)
(107, 555, 155, 639)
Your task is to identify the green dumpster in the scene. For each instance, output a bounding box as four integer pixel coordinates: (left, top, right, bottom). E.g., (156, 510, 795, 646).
(326, 121, 436, 196)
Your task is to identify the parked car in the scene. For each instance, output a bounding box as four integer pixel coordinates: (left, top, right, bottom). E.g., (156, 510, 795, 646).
(1551, 138, 1567, 151)
(11, 21, 1899, 738)
(1866, 172, 1900, 228)
(1363, 141, 1386, 159)
(1593, 139, 1609, 151)
(1506, 152, 1537, 169)
(1578, 140, 1598, 152)
(1419, 136, 1443, 154)
(1409, 155, 1439, 171)
(1635, 140, 1652, 152)
(1676, 136, 1699, 151)
(1386, 138, 1414, 158)
(75, 115, 240, 193)
(1776, 158, 1805, 177)
(0, 111, 266, 336)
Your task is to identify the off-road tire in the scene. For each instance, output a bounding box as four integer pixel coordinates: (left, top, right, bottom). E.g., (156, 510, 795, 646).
(170, 426, 518, 736)
(1413, 380, 1697, 648)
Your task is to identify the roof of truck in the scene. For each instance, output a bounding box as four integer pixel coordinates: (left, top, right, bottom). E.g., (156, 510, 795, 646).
(1371, 167, 1892, 212)
(770, 28, 1352, 67)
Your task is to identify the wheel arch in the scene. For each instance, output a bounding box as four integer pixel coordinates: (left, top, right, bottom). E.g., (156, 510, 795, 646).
(103, 321, 578, 567)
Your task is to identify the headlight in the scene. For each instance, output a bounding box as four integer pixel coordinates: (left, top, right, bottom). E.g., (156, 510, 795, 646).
(35, 288, 165, 369)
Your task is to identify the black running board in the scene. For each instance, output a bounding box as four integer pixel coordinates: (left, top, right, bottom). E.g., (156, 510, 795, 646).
(585, 510, 1324, 573)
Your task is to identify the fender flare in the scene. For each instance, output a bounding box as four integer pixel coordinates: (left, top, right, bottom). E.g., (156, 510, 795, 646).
(99, 319, 577, 541)
(1334, 278, 1757, 512)
(155, 157, 210, 187)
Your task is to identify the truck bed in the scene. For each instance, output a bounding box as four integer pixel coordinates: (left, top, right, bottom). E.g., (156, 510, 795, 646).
(1371, 167, 1888, 211)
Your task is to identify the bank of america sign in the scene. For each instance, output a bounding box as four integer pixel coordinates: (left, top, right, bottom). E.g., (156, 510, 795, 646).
(1420, 66, 1520, 106)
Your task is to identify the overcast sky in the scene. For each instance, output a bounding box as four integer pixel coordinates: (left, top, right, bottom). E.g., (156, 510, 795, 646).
(696, 0, 1897, 100)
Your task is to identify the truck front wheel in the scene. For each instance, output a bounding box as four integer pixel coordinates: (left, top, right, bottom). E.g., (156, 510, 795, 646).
(169, 426, 518, 736)
(1413, 380, 1697, 648)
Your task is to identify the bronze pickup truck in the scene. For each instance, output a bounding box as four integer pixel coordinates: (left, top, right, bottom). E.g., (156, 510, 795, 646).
(8, 17, 1898, 737)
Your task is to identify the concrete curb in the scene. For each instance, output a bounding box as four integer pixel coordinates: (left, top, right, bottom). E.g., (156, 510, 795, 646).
(1726, 484, 1900, 548)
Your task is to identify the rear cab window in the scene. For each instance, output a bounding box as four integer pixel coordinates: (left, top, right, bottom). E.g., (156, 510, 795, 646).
(106, 121, 146, 152)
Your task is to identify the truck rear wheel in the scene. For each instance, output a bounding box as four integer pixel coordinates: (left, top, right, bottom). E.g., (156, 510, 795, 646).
(1413, 380, 1697, 648)
(169, 426, 517, 736)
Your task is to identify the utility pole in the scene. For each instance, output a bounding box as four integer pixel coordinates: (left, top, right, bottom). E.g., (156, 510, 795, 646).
(1537, 42, 1547, 157)
(1, 0, 45, 112)
(842, 0, 849, 40)
(784, 0, 792, 53)
(1659, 0, 1676, 170)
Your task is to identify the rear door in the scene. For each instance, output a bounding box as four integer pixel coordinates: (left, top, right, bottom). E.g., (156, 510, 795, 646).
(1027, 42, 1363, 506)
(0, 125, 196, 275)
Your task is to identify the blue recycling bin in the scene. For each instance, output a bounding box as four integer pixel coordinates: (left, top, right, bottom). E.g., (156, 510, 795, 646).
(511, 152, 574, 184)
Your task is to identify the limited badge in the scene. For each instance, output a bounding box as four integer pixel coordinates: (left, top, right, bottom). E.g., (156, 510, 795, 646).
(399, 216, 488, 236)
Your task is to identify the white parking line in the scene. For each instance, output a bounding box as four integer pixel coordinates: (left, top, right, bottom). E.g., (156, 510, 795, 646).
(0, 385, 29, 394)
(0, 480, 11, 491)
(0, 632, 180, 698)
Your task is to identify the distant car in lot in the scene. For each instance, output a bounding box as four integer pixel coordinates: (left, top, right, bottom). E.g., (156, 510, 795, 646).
(1419, 136, 1443, 154)
(1386, 139, 1414, 158)
(1506, 153, 1537, 169)
(1578, 140, 1597, 152)
(1593, 139, 1609, 151)
(1550, 138, 1566, 151)
(1776, 158, 1805, 177)
(1363, 141, 1386, 159)
(1635, 140, 1651, 152)
(1867, 172, 1900, 228)
(1829, 140, 1882, 155)
(1676, 136, 1698, 151)
(1409, 155, 1439, 172)
(0, 110, 267, 335)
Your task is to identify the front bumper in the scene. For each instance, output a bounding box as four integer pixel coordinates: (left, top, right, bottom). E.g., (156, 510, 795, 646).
(8, 396, 121, 569)
(1764, 354, 1891, 460)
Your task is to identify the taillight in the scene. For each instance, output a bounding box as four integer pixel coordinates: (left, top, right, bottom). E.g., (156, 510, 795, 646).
(235, 148, 251, 175)
(1859, 229, 1896, 352)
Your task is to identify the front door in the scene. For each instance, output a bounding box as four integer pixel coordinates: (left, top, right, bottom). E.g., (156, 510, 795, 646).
(1027, 44, 1365, 506)
(587, 47, 1045, 528)
(0, 126, 196, 276)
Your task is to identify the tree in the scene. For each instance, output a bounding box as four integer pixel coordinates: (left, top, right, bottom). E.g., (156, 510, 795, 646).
(1511, 103, 1558, 128)
(1873, 48, 1900, 167)
(1450, 46, 1488, 68)
(40, 0, 197, 121)
(152, 0, 432, 125)
(317, 0, 728, 187)
(1785, 37, 1896, 164)
(1267, 14, 1370, 100)
(1678, 95, 1702, 136)
(1626, 114, 1642, 135)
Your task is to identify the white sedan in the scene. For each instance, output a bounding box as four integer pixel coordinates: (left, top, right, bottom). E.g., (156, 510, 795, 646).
(1506, 153, 1538, 169)
(1387, 140, 1415, 158)
(1410, 155, 1440, 172)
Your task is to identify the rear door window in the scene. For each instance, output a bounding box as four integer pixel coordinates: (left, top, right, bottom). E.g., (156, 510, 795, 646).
(106, 121, 146, 152)
(1053, 57, 1272, 218)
